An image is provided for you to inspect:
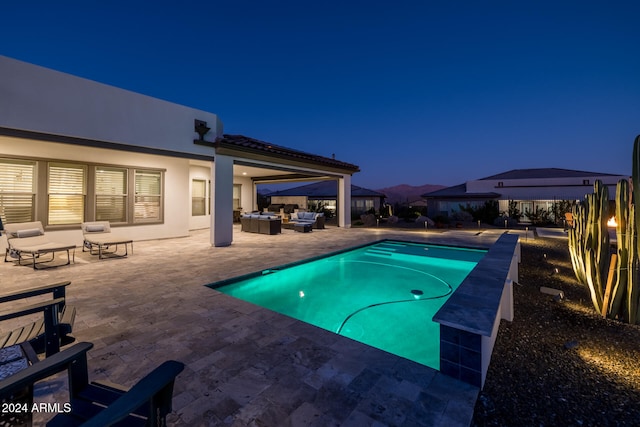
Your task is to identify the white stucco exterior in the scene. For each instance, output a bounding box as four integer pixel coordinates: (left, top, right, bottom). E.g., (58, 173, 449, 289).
(0, 55, 221, 154)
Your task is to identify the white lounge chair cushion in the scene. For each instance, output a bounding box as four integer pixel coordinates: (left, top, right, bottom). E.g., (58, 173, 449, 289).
(84, 232, 132, 245)
(9, 236, 75, 253)
(16, 228, 44, 238)
(85, 224, 105, 233)
(4, 221, 45, 238)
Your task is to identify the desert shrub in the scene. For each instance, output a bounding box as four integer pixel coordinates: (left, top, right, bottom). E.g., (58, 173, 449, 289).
(451, 210, 473, 222)
(524, 206, 552, 225)
(550, 200, 576, 225)
(434, 215, 450, 225)
(460, 200, 499, 224)
(393, 205, 425, 222)
(507, 200, 522, 221)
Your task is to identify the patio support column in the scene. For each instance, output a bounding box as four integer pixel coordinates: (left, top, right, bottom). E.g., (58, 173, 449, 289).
(338, 175, 352, 228)
(252, 181, 259, 211)
(211, 154, 234, 247)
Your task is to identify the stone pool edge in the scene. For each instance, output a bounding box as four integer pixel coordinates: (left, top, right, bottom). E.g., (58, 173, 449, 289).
(433, 232, 521, 388)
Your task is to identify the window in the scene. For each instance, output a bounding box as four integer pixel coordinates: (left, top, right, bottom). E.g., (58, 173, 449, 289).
(1, 156, 164, 227)
(233, 184, 241, 210)
(192, 179, 206, 216)
(351, 199, 374, 215)
(497, 182, 504, 188)
(134, 170, 162, 222)
(583, 179, 590, 185)
(48, 163, 86, 225)
(95, 167, 128, 222)
(0, 159, 35, 224)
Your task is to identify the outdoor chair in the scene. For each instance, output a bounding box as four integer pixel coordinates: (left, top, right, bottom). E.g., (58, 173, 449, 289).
(4, 221, 76, 269)
(565, 212, 574, 228)
(0, 342, 184, 427)
(81, 221, 133, 259)
(0, 281, 76, 357)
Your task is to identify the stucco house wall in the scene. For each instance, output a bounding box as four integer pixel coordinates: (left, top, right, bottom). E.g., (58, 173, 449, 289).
(0, 56, 221, 153)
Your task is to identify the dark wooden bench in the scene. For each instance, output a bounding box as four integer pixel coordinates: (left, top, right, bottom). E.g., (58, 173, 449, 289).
(0, 281, 76, 357)
(0, 342, 184, 426)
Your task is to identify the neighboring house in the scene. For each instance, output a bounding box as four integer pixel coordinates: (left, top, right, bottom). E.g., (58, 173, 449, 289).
(266, 181, 386, 217)
(422, 168, 628, 221)
(0, 56, 359, 247)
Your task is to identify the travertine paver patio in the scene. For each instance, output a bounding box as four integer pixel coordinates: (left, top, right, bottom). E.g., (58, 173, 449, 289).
(1, 225, 506, 426)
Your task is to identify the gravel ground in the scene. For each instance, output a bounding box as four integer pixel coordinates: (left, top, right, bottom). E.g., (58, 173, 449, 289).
(471, 235, 640, 427)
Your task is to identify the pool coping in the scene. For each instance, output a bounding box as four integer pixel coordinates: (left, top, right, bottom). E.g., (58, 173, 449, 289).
(433, 233, 521, 388)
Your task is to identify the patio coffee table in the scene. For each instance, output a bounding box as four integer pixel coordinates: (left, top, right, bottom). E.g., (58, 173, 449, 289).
(293, 223, 312, 233)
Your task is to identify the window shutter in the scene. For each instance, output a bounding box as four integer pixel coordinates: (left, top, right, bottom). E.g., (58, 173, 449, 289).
(0, 159, 35, 223)
(48, 163, 86, 225)
(96, 167, 127, 222)
(134, 170, 162, 222)
(192, 179, 206, 216)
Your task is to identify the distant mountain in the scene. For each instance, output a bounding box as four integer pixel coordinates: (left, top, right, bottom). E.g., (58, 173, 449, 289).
(376, 184, 446, 205)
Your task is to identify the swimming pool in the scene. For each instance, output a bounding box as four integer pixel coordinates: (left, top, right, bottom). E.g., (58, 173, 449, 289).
(210, 240, 487, 370)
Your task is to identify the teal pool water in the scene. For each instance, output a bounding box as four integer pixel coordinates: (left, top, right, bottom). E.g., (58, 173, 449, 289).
(211, 240, 486, 369)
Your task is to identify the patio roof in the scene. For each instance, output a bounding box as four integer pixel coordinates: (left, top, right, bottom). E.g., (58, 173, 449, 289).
(213, 134, 360, 174)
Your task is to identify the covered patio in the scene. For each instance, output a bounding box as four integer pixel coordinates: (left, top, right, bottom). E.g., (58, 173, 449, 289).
(0, 226, 506, 426)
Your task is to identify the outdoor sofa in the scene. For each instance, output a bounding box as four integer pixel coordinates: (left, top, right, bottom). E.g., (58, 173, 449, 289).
(3, 221, 75, 269)
(288, 211, 325, 229)
(240, 213, 281, 235)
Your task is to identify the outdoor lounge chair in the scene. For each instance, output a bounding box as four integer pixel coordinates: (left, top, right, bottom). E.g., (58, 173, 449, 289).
(0, 342, 185, 426)
(4, 221, 76, 269)
(81, 221, 133, 259)
(0, 281, 76, 357)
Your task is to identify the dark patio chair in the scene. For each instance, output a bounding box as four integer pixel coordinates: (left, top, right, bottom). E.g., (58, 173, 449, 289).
(0, 342, 184, 426)
(0, 281, 76, 357)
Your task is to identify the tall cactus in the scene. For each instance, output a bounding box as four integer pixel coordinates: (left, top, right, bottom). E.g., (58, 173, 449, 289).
(627, 203, 638, 323)
(630, 136, 640, 323)
(608, 179, 629, 319)
(583, 181, 610, 314)
(568, 137, 640, 324)
(568, 203, 587, 284)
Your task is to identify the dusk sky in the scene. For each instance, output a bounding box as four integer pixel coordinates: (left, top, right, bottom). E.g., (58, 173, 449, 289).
(2, 1, 638, 189)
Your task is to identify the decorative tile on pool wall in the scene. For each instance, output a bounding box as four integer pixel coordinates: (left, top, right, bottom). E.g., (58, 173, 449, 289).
(440, 325, 483, 387)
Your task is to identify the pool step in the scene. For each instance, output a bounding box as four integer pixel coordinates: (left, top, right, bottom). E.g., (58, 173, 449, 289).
(365, 248, 394, 257)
